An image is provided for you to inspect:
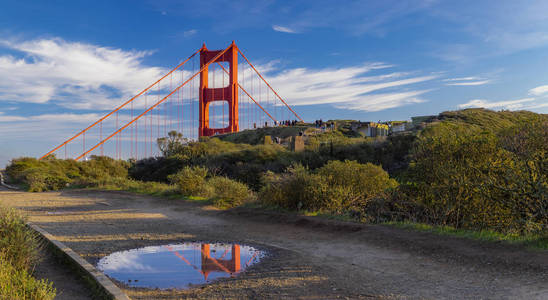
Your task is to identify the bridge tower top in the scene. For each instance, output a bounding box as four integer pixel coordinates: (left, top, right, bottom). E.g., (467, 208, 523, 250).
(199, 42, 239, 137)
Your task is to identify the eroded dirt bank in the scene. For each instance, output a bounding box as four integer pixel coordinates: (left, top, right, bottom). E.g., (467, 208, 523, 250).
(1, 189, 546, 299)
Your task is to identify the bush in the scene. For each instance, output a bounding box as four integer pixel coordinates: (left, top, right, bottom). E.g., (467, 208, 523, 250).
(6, 156, 130, 192)
(6, 158, 74, 192)
(0, 206, 56, 299)
(168, 166, 211, 197)
(129, 156, 185, 183)
(317, 160, 398, 212)
(208, 177, 253, 208)
(0, 207, 40, 271)
(401, 115, 547, 234)
(78, 156, 130, 186)
(0, 253, 56, 300)
(260, 161, 397, 214)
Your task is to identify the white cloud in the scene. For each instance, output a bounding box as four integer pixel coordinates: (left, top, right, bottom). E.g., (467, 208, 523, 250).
(334, 90, 429, 112)
(458, 98, 536, 110)
(528, 85, 548, 96)
(252, 63, 436, 111)
(272, 25, 297, 33)
(443, 77, 490, 86)
(444, 77, 482, 81)
(183, 29, 197, 37)
(528, 102, 548, 109)
(0, 112, 26, 122)
(34, 113, 103, 122)
(0, 38, 166, 108)
(446, 80, 490, 86)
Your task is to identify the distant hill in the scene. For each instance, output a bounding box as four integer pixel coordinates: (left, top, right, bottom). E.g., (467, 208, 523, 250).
(216, 108, 546, 145)
(432, 108, 546, 131)
(216, 125, 310, 145)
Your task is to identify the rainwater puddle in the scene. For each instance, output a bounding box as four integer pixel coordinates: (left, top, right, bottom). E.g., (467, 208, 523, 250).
(97, 242, 266, 289)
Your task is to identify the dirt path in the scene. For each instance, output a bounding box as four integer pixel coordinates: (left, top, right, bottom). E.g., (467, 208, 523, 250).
(33, 247, 94, 300)
(0, 189, 546, 299)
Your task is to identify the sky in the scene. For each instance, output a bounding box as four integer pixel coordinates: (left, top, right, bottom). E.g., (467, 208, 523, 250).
(1, 0, 548, 166)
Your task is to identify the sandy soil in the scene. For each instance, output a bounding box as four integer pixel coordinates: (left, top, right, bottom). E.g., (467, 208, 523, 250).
(0, 188, 546, 299)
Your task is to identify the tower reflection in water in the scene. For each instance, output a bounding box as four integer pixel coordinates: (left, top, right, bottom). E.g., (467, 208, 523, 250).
(97, 242, 264, 289)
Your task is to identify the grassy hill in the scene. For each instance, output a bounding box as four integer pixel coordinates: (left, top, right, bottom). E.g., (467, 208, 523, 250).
(5, 109, 547, 243)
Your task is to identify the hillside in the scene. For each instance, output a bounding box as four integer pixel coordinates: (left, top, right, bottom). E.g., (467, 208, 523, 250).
(5, 109, 547, 245)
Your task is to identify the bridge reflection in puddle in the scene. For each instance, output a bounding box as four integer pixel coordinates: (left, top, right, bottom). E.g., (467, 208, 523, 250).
(97, 242, 265, 289)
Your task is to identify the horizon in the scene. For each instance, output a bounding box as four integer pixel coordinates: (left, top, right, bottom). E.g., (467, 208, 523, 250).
(2, 1, 548, 167)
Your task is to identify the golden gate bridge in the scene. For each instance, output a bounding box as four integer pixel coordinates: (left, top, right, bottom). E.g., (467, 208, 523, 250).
(40, 41, 302, 161)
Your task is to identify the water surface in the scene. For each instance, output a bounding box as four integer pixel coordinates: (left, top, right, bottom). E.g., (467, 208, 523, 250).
(97, 242, 265, 289)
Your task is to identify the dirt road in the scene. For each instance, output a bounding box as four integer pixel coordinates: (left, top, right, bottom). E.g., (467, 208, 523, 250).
(0, 188, 546, 299)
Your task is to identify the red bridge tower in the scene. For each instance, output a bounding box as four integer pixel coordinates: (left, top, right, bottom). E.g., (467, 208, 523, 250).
(199, 41, 239, 137)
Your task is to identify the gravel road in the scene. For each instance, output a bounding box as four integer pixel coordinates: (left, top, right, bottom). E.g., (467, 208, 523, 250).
(1, 188, 546, 299)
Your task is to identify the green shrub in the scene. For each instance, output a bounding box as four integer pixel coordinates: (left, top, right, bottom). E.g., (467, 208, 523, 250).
(260, 161, 397, 214)
(6, 158, 73, 192)
(0, 253, 56, 300)
(129, 156, 186, 183)
(401, 115, 547, 234)
(208, 177, 253, 208)
(78, 156, 130, 183)
(0, 207, 40, 271)
(260, 165, 319, 210)
(6, 156, 130, 192)
(0, 207, 56, 299)
(168, 166, 211, 197)
(317, 160, 398, 212)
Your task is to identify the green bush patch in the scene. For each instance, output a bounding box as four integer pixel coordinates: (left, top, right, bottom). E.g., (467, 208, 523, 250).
(0, 206, 56, 299)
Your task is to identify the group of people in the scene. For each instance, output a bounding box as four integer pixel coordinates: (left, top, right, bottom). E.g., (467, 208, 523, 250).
(314, 119, 335, 131)
(279, 120, 299, 126)
(252, 119, 300, 129)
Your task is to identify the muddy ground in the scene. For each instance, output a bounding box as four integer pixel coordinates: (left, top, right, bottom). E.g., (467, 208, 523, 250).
(0, 188, 546, 299)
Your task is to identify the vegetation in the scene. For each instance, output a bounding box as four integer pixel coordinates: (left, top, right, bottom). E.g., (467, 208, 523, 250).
(6, 108, 547, 246)
(7, 155, 129, 192)
(168, 166, 253, 208)
(208, 176, 253, 208)
(168, 166, 211, 197)
(0, 206, 56, 299)
(399, 111, 547, 234)
(260, 161, 397, 214)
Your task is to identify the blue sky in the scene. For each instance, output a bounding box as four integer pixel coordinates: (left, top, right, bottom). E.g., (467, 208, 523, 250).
(1, 0, 548, 166)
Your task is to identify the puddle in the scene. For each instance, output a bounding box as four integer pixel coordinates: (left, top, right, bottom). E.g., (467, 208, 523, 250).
(97, 242, 266, 289)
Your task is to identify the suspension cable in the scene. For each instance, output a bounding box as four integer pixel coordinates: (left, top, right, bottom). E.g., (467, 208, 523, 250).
(40, 47, 201, 160)
(237, 48, 303, 122)
(215, 62, 277, 122)
(75, 45, 231, 161)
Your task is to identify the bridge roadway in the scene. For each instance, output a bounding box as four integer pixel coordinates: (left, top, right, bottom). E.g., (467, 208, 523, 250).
(0, 189, 546, 299)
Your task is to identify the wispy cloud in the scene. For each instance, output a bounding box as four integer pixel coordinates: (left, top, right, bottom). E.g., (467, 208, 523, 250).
(272, 25, 297, 34)
(334, 90, 429, 112)
(0, 38, 166, 108)
(0, 112, 102, 123)
(0, 112, 26, 122)
(255, 63, 436, 111)
(183, 29, 197, 37)
(443, 77, 491, 86)
(458, 98, 536, 110)
(528, 85, 548, 96)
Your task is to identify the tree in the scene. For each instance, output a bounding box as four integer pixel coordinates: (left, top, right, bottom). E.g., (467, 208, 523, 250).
(157, 131, 187, 157)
